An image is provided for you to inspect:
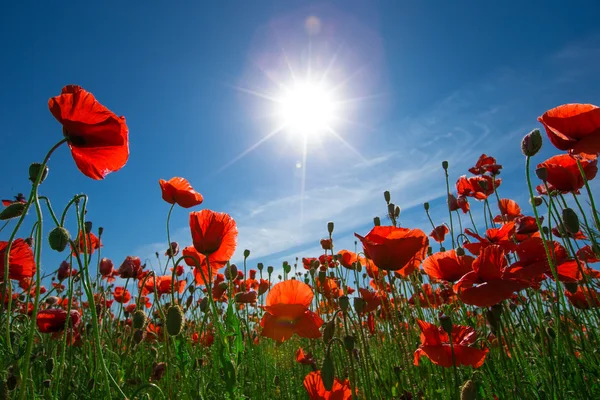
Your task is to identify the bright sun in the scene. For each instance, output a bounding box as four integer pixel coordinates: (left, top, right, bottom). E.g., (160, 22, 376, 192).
(279, 82, 336, 136)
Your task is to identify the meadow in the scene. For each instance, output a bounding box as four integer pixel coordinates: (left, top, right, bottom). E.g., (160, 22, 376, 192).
(1, 85, 600, 399)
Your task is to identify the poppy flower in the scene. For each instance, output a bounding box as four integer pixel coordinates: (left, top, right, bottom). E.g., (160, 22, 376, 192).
(537, 154, 598, 192)
(0, 239, 36, 283)
(422, 249, 474, 283)
(468, 154, 503, 176)
(504, 238, 568, 284)
(260, 280, 323, 343)
(408, 284, 454, 308)
(448, 194, 470, 214)
(159, 177, 204, 208)
(36, 309, 81, 333)
(456, 175, 501, 200)
(453, 245, 529, 307)
(302, 257, 318, 270)
(494, 199, 522, 223)
(71, 232, 101, 255)
(117, 256, 144, 279)
(113, 287, 132, 303)
(165, 242, 180, 257)
(258, 279, 271, 295)
(48, 85, 129, 180)
(303, 371, 352, 400)
(1, 193, 26, 207)
(577, 245, 600, 263)
(320, 238, 333, 251)
(235, 291, 258, 304)
(337, 250, 365, 270)
(463, 222, 517, 256)
(565, 287, 600, 309)
(357, 288, 382, 314)
(429, 225, 449, 243)
(56, 261, 77, 281)
(538, 104, 600, 155)
(551, 225, 587, 240)
(414, 319, 488, 368)
(355, 226, 428, 276)
(514, 216, 540, 241)
(296, 347, 316, 366)
(99, 258, 114, 277)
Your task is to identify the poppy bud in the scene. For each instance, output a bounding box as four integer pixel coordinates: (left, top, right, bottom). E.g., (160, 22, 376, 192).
(521, 129, 543, 157)
(423, 202, 429, 211)
(0, 203, 26, 220)
(98, 227, 104, 236)
(244, 249, 250, 258)
(387, 203, 395, 217)
(48, 226, 70, 252)
(132, 310, 147, 330)
(460, 380, 477, 400)
(84, 221, 93, 234)
(45, 296, 59, 305)
(383, 191, 391, 203)
(267, 266, 274, 275)
(439, 246, 446, 252)
(29, 162, 49, 184)
(442, 160, 449, 170)
(224, 264, 238, 280)
(562, 208, 580, 234)
(304, 278, 310, 284)
(456, 247, 465, 256)
(427, 246, 433, 256)
(354, 298, 365, 314)
(373, 216, 381, 226)
(546, 327, 556, 340)
(257, 262, 264, 271)
(327, 221, 334, 234)
(321, 353, 335, 391)
(339, 295, 349, 312)
(24, 237, 34, 247)
(45, 358, 55, 374)
(283, 262, 291, 274)
(6, 373, 18, 391)
(478, 180, 488, 191)
(343, 335, 355, 351)
(166, 305, 185, 336)
(199, 297, 209, 312)
(530, 196, 543, 207)
(318, 270, 326, 285)
(155, 251, 159, 258)
(323, 319, 336, 343)
(535, 167, 548, 181)
(439, 315, 453, 335)
(564, 282, 578, 294)
(395, 205, 400, 218)
(43, 379, 51, 389)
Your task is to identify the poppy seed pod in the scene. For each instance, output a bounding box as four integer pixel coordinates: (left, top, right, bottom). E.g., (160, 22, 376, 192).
(373, 216, 381, 226)
(327, 221, 334, 234)
(460, 380, 477, 400)
(321, 353, 335, 391)
(383, 191, 391, 203)
(456, 247, 465, 256)
(132, 310, 147, 330)
(562, 208, 580, 234)
(166, 305, 185, 336)
(387, 203, 395, 217)
(530, 196, 543, 207)
(267, 266, 274, 275)
(339, 295, 349, 312)
(29, 162, 49, 184)
(84, 221, 93, 234)
(423, 202, 430, 211)
(353, 297, 365, 314)
(521, 129, 543, 157)
(48, 227, 70, 252)
(243, 249, 250, 258)
(442, 160, 449, 170)
(439, 315, 453, 334)
(0, 203, 27, 220)
(535, 167, 548, 181)
(343, 335, 355, 351)
(257, 262, 264, 271)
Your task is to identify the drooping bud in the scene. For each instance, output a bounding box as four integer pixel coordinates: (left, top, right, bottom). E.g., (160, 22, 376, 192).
(0, 203, 26, 220)
(327, 221, 334, 234)
(321, 353, 335, 391)
(339, 295, 349, 312)
(45, 358, 55, 375)
(29, 162, 49, 184)
(456, 247, 465, 256)
(383, 191, 391, 203)
(439, 315, 453, 335)
(460, 380, 477, 400)
(521, 129, 543, 157)
(323, 319, 336, 343)
(535, 167, 548, 181)
(353, 297, 365, 314)
(562, 208, 580, 234)
(132, 310, 148, 330)
(373, 216, 381, 226)
(199, 297, 209, 312)
(530, 196, 543, 207)
(224, 264, 238, 280)
(394, 205, 400, 218)
(48, 227, 70, 252)
(166, 305, 185, 336)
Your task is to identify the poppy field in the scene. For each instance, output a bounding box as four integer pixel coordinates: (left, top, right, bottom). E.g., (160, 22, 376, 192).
(2, 86, 600, 400)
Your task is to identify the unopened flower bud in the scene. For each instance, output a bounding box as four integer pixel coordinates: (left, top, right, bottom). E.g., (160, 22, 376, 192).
(439, 315, 453, 335)
(387, 203, 395, 217)
(84, 221, 93, 234)
(199, 297, 209, 312)
(224, 264, 238, 280)
(521, 129, 543, 157)
(321, 353, 335, 391)
(562, 208, 580, 234)
(0, 203, 27, 220)
(29, 162, 49, 184)
(132, 310, 147, 330)
(373, 216, 381, 226)
(442, 160, 449, 170)
(48, 227, 70, 252)
(257, 262, 264, 271)
(456, 247, 465, 256)
(394, 205, 400, 218)
(318, 270, 326, 285)
(343, 335, 355, 351)
(460, 380, 477, 400)
(440, 246, 446, 252)
(243, 249, 250, 259)
(267, 266, 274, 275)
(327, 221, 334, 234)
(353, 297, 365, 314)
(166, 305, 185, 336)
(383, 191, 391, 203)
(531, 196, 543, 207)
(339, 295, 349, 312)
(423, 202, 430, 211)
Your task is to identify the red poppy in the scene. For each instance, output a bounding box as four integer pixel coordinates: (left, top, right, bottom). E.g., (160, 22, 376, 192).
(192, 330, 215, 347)
(165, 242, 180, 257)
(113, 287, 132, 303)
(408, 284, 454, 308)
(537, 154, 598, 192)
(468, 154, 503, 175)
(357, 288, 382, 314)
(303, 371, 352, 400)
(337, 250, 365, 270)
(36, 309, 81, 333)
(429, 225, 449, 243)
(140, 275, 186, 297)
(159, 177, 204, 208)
(117, 256, 144, 279)
(565, 287, 600, 309)
(57, 261, 77, 281)
(504, 238, 568, 284)
(422, 249, 474, 283)
(1, 193, 26, 207)
(355, 226, 428, 276)
(453, 245, 529, 307)
(48, 85, 129, 180)
(448, 194, 470, 214)
(577, 245, 600, 263)
(235, 291, 258, 304)
(260, 280, 323, 343)
(456, 175, 501, 200)
(414, 319, 488, 368)
(99, 258, 114, 277)
(463, 222, 517, 256)
(296, 347, 315, 366)
(258, 279, 271, 295)
(71, 232, 101, 255)
(320, 238, 333, 251)
(0, 239, 36, 283)
(551, 225, 587, 240)
(494, 199, 522, 223)
(514, 216, 540, 241)
(538, 104, 600, 155)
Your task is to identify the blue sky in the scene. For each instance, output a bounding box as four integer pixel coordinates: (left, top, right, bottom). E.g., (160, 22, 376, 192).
(1, 1, 600, 281)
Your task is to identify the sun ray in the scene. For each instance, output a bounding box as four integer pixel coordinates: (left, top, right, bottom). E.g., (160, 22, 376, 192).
(326, 126, 369, 163)
(229, 84, 283, 104)
(299, 134, 308, 230)
(333, 92, 385, 106)
(318, 43, 344, 85)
